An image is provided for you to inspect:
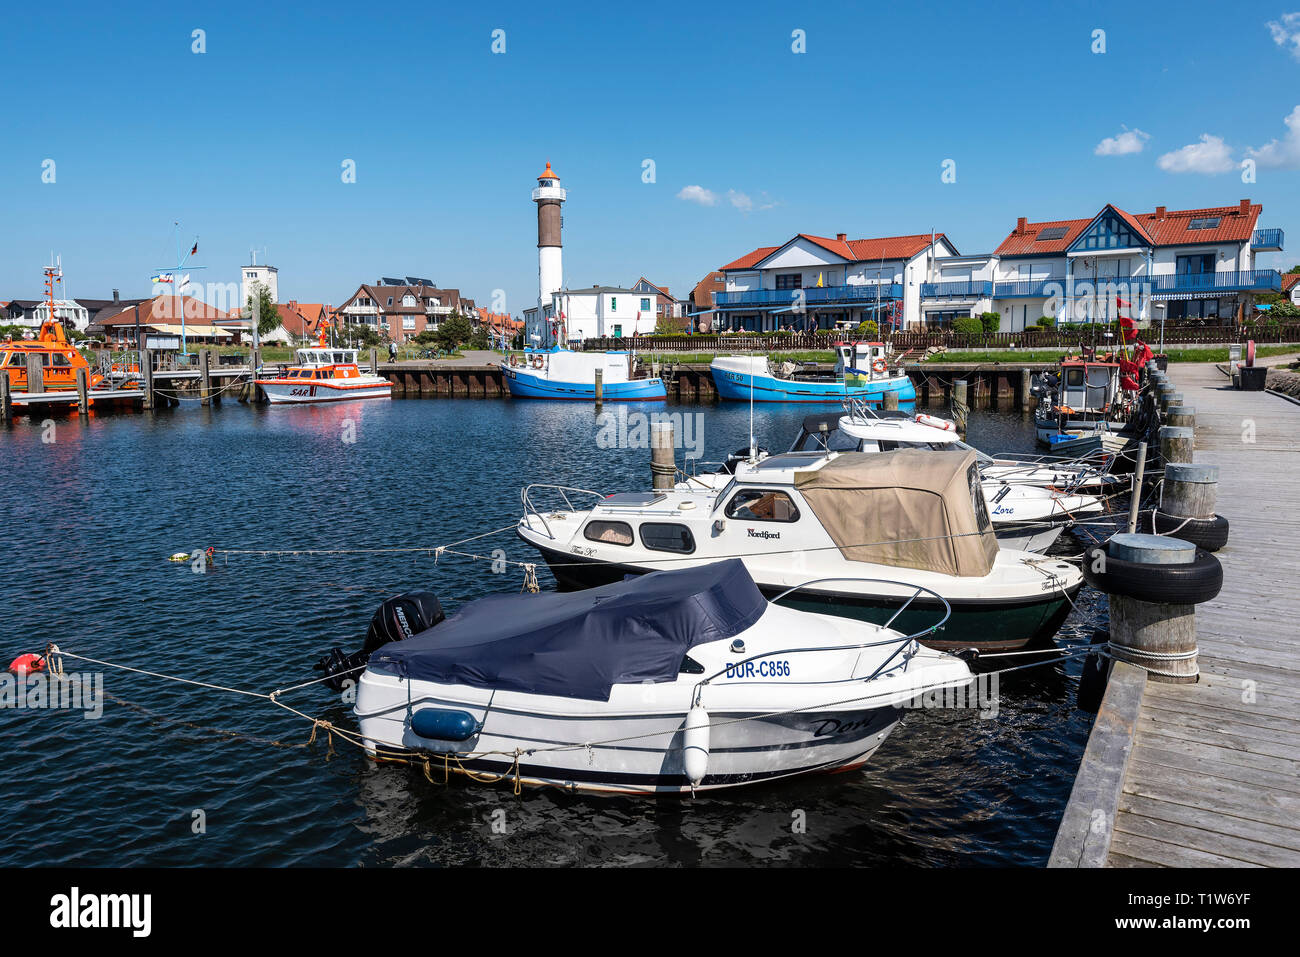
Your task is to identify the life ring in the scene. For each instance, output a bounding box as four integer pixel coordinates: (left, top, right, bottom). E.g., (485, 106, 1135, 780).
(871, 358, 888, 374)
(508, 354, 518, 368)
(531, 355, 544, 370)
(915, 413, 955, 431)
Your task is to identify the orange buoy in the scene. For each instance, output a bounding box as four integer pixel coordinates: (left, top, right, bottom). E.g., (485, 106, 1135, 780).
(8, 653, 45, 676)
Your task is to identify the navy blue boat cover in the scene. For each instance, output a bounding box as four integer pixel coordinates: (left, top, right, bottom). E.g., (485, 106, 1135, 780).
(368, 560, 767, 701)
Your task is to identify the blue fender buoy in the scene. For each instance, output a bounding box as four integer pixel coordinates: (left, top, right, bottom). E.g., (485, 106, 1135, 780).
(410, 708, 479, 742)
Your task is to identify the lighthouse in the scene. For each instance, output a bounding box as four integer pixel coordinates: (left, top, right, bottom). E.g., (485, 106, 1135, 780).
(532, 161, 566, 330)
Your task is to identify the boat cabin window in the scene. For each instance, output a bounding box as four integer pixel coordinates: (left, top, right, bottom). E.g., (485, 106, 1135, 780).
(583, 520, 634, 546)
(51, 352, 72, 367)
(1065, 368, 1085, 387)
(639, 522, 695, 554)
(792, 428, 858, 453)
(725, 489, 800, 523)
(7, 353, 26, 366)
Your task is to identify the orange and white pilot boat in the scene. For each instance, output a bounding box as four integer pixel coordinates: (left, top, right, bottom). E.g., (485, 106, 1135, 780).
(2, 319, 106, 393)
(254, 330, 391, 404)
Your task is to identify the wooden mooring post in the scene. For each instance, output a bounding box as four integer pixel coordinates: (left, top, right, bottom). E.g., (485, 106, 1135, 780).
(1166, 405, 1195, 429)
(76, 367, 89, 416)
(650, 420, 676, 491)
(26, 354, 44, 394)
(141, 350, 155, 410)
(951, 379, 969, 436)
(1159, 425, 1193, 464)
(1020, 367, 1033, 413)
(1104, 534, 1203, 683)
(1, 372, 11, 423)
(594, 369, 603, 411)
(199, 348, 212, 407)
(882, 389, 899, 411)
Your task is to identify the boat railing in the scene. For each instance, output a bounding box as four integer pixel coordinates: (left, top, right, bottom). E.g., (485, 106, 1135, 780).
(520, 483, 608, 540)
(694, 577, 953, 694)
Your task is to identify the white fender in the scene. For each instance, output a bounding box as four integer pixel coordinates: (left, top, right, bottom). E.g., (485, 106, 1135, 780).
(916, 413, 955, 432)
(683, 705, 710, 786)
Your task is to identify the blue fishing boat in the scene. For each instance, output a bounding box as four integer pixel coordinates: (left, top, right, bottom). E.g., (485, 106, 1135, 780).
(500, 347, 666, 401)
(711, 341, 916, 407)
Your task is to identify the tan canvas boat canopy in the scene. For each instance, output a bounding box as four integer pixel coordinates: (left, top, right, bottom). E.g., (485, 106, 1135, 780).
(793, 449, 998, 577)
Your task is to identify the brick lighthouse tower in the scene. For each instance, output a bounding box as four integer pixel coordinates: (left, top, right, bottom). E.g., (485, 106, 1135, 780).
(532, 161, 565, 343)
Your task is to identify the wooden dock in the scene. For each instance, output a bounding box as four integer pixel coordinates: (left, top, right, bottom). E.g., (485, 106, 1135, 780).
(1052, 358, 1300, 867)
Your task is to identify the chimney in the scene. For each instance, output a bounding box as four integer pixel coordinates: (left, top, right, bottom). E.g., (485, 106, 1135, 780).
(112, 288, 120, 304)
(1155, 206, 1166, 219)
(836, 233, 847, 242)
(1016, 217, 1027, 235)
(1240, 198, 1251, 213)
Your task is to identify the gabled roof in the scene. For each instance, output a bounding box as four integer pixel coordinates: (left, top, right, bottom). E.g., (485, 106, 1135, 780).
(275, 302, 330, 338)
(995, 218, 1093, 256)
(1282, 272, 1300, 293)
(690, 271, 726, 308)
(95, 295, 235, 326)
(631, 277, 677, 301)
(341, 283, 468, 314)
(997, 200, 1264, 256)
(721, 233, 948, 271)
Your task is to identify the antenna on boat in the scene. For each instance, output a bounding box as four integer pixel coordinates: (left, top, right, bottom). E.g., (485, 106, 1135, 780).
(748, 352, 757, 462)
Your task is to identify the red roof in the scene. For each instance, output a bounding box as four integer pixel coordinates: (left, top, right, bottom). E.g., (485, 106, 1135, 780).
(275, 302, 330, 337)
(995, 201, 1262, 256)
(96, 295, 235, 325)
(720, 233, 946, 271)
(1282, 273, 1300, 293)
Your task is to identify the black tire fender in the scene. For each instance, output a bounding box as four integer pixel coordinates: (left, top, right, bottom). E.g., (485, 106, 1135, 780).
(1082, 544, 1222, 604)
(1148, 510, 1230, 552)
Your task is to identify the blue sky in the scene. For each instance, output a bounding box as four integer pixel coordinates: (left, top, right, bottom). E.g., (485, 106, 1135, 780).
(3, 0, 1298, 313)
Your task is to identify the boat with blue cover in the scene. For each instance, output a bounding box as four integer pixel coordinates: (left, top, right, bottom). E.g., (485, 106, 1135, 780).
(711, 341, 915, 407)
(500, 347, 665, 400)
(347, 560, 972, 795)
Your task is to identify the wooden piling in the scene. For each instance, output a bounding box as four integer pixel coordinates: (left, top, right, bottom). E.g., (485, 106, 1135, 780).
(594, 369, 603, 410)
(1106, 534, 1200, 684)
(26, 355, 44, 394)
(882, 389, 899, 411)
(369, 348, 378, 375)
(1166, 405, 1195, 429)
(142, 351, 155, 410)
(1160, 463, 1218, 524)
(1159, 425, 1193, 463)
(76, 367, 89, 416)
(1126, 441, 1148, 534)
(199, 348, 211, 407)
(951, 379, 969, 436)
(1, 372, 11, 423)
(651, 420, 676, 491)
(1020, 368, 1033, 412)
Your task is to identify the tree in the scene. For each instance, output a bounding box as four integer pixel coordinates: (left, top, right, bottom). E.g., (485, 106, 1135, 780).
(435, 311, 473, 351)
(979, 311, 1001, 334)
(952, 316, 984, 337)
(245, 282, 281, 338)
(342, 322, 380, 348)
(469, 326, 490, 350)
(855, 320, 879, 337)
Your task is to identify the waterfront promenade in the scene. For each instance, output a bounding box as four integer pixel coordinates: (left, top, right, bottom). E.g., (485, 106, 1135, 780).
(1053, 357, 1300, 867)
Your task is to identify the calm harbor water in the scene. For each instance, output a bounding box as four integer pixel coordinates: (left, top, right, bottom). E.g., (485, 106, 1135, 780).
(0, 397, 1106, 867)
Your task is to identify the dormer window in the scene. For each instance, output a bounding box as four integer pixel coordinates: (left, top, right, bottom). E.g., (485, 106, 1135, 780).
(403, 295, 415, 307)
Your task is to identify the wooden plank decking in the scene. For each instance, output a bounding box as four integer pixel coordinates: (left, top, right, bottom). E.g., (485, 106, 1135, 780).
(1105, 360, 1300, 867)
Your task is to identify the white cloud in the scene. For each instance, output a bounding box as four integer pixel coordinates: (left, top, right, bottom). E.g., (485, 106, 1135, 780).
(727, 189, 753, 211)
(1095, 127, 1150, 156)
(1267, 12, 1300, 61)
(1156, 134, 1237, 174)
(1246, 104, 1300, 168)
(676, 185, 718, 206)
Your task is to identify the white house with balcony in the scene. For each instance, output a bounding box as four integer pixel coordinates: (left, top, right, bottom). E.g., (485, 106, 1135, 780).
(335, 279, 474, 343)
(715, 232, 961, 332)
(984, 199, 1284, 332)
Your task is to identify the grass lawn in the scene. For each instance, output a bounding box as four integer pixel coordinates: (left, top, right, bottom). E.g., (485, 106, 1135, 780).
(920, 344, 1300, 364)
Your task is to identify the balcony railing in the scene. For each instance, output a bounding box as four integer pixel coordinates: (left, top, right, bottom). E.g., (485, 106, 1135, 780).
(1149, 270, 1281, 294)
(992, 270, 1282, 298)
(993, 279, 1068, 298)
(920, 280, 993, 298)
(714, 283, 902, 308)
(1252, 228, 1284, 251)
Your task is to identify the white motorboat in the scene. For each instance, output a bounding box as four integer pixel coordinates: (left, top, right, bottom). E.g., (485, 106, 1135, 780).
(517, 449, 1082, 651)
(351, 559, 973, 795)
(254, 337, 391, 404)
(683, 409, 1110, 554)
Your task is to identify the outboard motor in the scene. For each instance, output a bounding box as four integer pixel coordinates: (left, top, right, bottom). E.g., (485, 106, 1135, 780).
(313, 591, 445, 692)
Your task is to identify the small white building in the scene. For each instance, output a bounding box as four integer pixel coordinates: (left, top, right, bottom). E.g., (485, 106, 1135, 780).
(25, 299, 91, 331)
(525, 286, 658, 344)
(241, 256, 279, 307)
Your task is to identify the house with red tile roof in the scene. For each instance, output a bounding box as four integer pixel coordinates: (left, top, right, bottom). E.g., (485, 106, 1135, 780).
(90, 295, 241, 347)
(1282, 271, 1300, 306)
(716, 231, 961, 332)
(336, 280, 476, 343)
(474, 307, 523, 345)
(986, 199, 1285, 331)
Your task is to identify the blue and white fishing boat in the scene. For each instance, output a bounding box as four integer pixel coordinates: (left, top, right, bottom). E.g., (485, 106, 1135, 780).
(500, 347, 666, 401)
(711, 341, 915, 407)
